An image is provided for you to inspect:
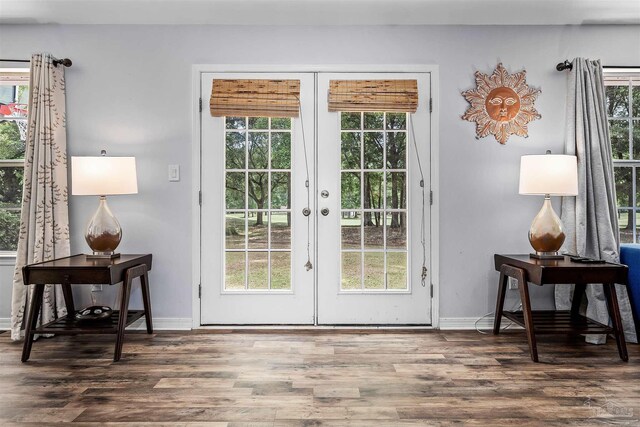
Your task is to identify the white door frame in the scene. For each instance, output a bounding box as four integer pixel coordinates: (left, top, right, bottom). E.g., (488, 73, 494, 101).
(191, 64, 440, 329)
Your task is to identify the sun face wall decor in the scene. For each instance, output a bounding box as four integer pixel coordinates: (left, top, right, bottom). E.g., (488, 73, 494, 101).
(462, 63, 542, 144)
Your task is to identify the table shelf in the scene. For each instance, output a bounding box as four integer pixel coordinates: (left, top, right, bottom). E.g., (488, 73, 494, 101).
(503, 310, 614, 334)
(33, 310, 146, 335)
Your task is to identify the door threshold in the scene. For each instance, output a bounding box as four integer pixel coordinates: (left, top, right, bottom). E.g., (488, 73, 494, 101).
(196, 325, 435, 331)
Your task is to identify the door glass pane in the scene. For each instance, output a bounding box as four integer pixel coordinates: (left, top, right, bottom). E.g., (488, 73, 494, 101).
(225, 213, 246, 249)
(248, 252, 269, 289)
(364, 112, 383, 129)
(341, 252, 361, 290)
(386, 132, 406, 169)
(364, 213, 384, 249)
(271, 172, 290, 209)
(341, 212, 361, 249)
(249, 117, 269, 129)
(341, 112, 361, 130)
(271, 252, 291, 290)
(363, 252, 384, 289)
(364, 132, 383, 169)
(224, 116, 293, 291)
(341, 172, 360, 209)
(271, 133, 291, 169)
(248, 132, 269, 169)
(364, 172, 383, 209)
(339, 112, 409, 291)
(226, 132, 245, 169)
(225, 252, 246, 290)
(248, 172, 268, 209)
(248, 211, 268, 249)
(341, 132, 361, 169)
(386, 172, 406, 209)
(226, 172, 245, 209)
(386, 212, 407, 250)
(271, 211, 290, 249)
(226, 117, 246, 130)
(387, 252, 407, 290)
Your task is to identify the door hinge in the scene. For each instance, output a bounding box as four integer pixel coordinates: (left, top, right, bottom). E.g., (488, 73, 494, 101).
(199, 190, 202, 206)
(198, 284, 202, 298)
(199, 97, 202, 113)
(430, 283, 433, 298)
(429, 190, 433, 205)
(429, 98, 433, 113)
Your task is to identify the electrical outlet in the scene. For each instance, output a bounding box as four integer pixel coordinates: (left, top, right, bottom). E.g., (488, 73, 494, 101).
(91, 284, 103, 292)
(508, 277, 519, 290)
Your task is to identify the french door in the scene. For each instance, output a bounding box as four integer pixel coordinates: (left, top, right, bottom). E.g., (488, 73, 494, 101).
(200, 71, 431, 325)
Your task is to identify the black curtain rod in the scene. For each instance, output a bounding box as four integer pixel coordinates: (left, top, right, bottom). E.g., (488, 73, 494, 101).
(0, 58, 72, 67)
(556, 60, 638, 72)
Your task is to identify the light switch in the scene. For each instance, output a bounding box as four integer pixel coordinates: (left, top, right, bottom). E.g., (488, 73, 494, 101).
(168, 164, 180, 182)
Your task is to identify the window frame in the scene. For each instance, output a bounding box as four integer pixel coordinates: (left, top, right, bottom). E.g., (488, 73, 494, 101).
(0, 68, 29, 257)
(606, 68, 640, 244)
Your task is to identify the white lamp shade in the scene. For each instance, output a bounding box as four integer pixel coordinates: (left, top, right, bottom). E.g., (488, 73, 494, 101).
(71, 156, 138, 196)
(519, 154, 578, 196)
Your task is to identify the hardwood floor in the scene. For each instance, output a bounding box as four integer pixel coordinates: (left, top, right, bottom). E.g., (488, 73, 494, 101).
(0, 329, 639, 426)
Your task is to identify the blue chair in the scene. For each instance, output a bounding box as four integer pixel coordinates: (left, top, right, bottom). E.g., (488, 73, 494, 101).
(619, 244, 640, 338)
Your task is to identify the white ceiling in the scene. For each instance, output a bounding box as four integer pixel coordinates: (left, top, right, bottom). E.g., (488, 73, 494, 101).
(0, 0, 639, 25)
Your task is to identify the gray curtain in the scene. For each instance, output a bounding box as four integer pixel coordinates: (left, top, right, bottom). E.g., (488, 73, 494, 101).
(557, 58, 637, 344)
(10, 53, 70, 341)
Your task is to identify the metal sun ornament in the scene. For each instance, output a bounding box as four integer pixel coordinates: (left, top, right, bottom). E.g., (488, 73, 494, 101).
(462, 63, 542, 144)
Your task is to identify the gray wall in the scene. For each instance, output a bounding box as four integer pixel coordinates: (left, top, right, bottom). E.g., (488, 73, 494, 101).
(1, 24, 639, 325)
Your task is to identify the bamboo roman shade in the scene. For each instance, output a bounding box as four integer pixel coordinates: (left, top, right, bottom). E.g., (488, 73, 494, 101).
(210, 79, 300, 118)
(328, 80, 418, 113)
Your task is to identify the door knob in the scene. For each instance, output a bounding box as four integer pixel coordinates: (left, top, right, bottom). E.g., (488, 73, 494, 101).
(321, 208, 330, 216)
(321, 190, 329, 198)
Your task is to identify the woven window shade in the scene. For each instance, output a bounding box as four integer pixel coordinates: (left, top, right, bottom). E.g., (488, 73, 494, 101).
(328, 80, 418, 113)
(210, 79, 300, 118)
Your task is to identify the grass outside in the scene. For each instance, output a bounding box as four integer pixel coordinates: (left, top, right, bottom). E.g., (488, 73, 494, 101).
(224, 213, 408, 291)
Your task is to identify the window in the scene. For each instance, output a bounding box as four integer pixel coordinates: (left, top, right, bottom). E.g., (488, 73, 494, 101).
(340, 112, 408, 290)
(0, 70, 29, 253)
(606, 71, 640, 243)
(224, 116, 292, 290)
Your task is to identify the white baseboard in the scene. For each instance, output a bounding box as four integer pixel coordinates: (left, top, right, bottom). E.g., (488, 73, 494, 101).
(2, 316, 519, 332)
(128, 317, 192, 331)
(439, 317, 521, 330)
(0, 317, 192, 332)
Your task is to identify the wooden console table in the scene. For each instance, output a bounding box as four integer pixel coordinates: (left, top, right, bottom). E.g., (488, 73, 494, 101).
(21, 254, 153, 362)
(494, 254, 628, 362)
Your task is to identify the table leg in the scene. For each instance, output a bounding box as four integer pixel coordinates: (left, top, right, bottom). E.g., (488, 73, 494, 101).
(571, 283, 587, 318)
(21, 284, 44, 362)
(140, 267, 153, 334)
(515, 268, 538, 362)
(114, 272, 133, 362)
(603, 283, 629, 362)
(493, 268, 509, 334)
(61, 282, 75, 315)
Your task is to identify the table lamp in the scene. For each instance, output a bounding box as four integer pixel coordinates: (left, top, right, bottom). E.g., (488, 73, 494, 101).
(519, 151, 578, 259)
(71, 151, 138, 259)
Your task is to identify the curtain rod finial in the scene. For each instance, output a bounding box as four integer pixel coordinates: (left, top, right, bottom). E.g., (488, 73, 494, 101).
(556, 60, 573, 72)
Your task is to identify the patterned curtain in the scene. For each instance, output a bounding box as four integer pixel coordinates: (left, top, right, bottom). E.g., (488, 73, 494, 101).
(10, 53, 70, 341)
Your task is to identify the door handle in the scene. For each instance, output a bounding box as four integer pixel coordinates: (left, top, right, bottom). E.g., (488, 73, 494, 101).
(321, 208, 330, 216)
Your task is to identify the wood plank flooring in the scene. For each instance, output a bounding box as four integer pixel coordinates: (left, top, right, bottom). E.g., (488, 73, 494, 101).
(0, 329, 639, 426)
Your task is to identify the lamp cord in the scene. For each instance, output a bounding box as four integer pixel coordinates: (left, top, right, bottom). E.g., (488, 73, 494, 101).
(409, 115, 428, 287)
(296, 95, 313, 271)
